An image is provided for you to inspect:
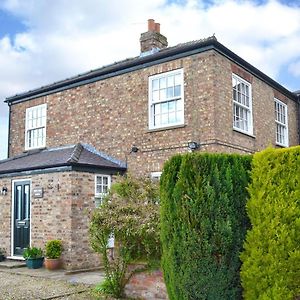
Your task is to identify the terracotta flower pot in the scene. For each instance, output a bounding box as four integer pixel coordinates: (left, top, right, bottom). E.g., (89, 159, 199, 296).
(44, 258, 62, 270)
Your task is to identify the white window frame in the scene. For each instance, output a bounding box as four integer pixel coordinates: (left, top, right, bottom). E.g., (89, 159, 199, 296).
(148, 69, 184, 130)
(274, 98, 289, 147)
(95, 174, 111, 207)
(25, 104, 47, 150)
(232, 74, 253, 135)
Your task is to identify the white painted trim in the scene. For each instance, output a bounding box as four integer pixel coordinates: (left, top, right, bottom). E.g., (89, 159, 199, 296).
(95, 174, 111, 201)
(25, 103, 47, 151)
(232, 74, 253, 136)
(150, 171, 162, 180)
(148, 68, 184, 130)
(11, 179, 32, 258)
(274, 98, 289, 147)
(6, 256, 25, 261)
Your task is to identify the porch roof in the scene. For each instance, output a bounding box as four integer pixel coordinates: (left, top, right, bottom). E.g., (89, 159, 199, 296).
(0, 143, 127, 175)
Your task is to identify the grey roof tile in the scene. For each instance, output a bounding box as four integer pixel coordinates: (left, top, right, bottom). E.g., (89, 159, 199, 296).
(0, 143, 126, 174)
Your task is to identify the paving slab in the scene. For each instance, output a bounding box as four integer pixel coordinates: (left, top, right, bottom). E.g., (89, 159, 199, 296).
(0, 266, 105, 285)
(0, 259, 26, 269)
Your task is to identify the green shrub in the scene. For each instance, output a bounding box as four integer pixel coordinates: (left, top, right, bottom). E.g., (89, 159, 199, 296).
(160, 153, 252, 300)
(240, 147, 300, 300)
(89, 175, 161, 299)
(45, 240, 63, 259)
(23, 246, 43, 259)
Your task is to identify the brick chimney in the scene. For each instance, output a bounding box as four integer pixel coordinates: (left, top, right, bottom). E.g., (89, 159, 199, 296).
(140, 19, 168, 55)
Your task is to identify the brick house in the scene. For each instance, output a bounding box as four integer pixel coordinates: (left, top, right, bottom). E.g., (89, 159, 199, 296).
(0, 19, 299, 270)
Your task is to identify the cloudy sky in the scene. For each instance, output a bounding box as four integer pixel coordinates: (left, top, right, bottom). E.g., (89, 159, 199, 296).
(0, 0, 299, 159)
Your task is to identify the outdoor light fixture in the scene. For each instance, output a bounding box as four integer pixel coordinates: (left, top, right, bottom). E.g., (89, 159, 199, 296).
(187, 141, 199, 151)
(130, 146, 139, 153)
(1, 187, 8, 196)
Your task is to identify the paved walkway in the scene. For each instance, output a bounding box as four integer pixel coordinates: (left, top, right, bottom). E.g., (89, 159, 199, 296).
(0, 260, 106, 300)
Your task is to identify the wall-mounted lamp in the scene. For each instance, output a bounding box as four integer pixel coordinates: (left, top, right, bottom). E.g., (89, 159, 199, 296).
(130, 146, 139, 153)
(188, 141, 199, 151)
(1, 187, 8, 196)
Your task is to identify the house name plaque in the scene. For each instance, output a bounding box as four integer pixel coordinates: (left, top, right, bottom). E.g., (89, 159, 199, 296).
(33, 187, 44, 198)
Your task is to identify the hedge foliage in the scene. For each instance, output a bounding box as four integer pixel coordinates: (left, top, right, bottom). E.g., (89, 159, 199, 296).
(240, 147, 300, 300)
(160, 153, 252, 300)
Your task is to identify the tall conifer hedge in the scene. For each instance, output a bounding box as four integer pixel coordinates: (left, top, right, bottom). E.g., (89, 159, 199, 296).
(240, 147, 300, 299)
(160, 153, 252, 300)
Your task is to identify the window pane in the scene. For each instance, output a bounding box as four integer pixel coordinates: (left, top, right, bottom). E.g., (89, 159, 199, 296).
(152, 90, 159, 102)
(174, 85, 181, 97)
(177, 99, 183, 111)
(167, 75, 174, 87)
(169, 112, 176, 123)
(161, 102, 168, 113)
(154, 114, 160, 126)
(154, 103, 161, 114)
(152, 79, 159, 90)
(174, 74, 181, 86)
(161, 114, 168, 125)
(103, 177, 108, 185)
(168, 101, 175, 112)
(167, 87, 173, 98)
(160, 88, 166, 101)
(159, 77, 166, 89)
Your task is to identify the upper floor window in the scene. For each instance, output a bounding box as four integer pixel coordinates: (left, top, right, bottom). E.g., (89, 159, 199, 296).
(149, 69, 184, 129)
(95, 174, 111, 207)
(275, 99, 288, 147)
(232, 74, 253, 135)
(25, 104, 47, 150)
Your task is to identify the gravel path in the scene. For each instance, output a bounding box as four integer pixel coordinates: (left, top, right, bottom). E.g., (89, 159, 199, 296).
(0, 271, 97, 300)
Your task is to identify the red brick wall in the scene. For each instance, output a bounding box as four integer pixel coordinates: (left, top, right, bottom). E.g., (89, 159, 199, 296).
(125, 268, 168, 300)
(0, 170, 111, 270)
(8, 50, 299, 177)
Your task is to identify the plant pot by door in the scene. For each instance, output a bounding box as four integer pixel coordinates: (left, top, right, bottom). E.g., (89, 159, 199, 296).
(26, 257, 44, 269)
(44, 258, 62, 270)
(0, 254, 5, 262)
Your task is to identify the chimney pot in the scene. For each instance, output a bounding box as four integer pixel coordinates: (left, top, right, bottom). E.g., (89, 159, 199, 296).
(148, 19, 155, 31)
(155, 23, 160, 33)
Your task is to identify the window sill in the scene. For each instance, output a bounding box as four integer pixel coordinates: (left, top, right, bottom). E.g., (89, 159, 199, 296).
(147, 124, 186, 133)
(233, 128, 256, 139)
(276, 143, 288, 148)
(23, 146, 47, 153)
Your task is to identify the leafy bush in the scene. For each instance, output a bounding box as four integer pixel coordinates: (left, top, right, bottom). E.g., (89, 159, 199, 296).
(23, 246, 43, 259)
(240, 147, 300, 299)
(160, 153, 252, 300)
(45, 240, 63, 259)
(89, 175, 161, 298)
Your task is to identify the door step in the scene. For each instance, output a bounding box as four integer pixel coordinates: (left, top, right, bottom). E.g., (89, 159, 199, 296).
(0, 259, 26, 269)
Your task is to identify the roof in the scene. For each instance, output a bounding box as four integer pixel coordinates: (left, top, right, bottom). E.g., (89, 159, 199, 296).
(0, 143, 127, 175)
(5, 36, 298, 104)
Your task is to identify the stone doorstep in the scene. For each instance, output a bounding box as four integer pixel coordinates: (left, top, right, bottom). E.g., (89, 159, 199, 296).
(0, 259, 26, 269)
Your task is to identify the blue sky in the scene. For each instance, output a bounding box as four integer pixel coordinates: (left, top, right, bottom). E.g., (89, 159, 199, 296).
(0, 0, 300, 159)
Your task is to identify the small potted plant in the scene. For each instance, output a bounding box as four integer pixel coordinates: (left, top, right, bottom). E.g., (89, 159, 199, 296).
(23, 246, 44, 269)
(44, 240, 63, 270)
(0, 248, 6, 262)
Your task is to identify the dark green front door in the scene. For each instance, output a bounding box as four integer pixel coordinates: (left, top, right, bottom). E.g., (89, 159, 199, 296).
(13, 180, 30, 256)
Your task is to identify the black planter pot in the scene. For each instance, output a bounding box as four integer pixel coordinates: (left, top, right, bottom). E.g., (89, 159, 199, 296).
(0, 254, 5, 262)
(26, 257, 44, 269)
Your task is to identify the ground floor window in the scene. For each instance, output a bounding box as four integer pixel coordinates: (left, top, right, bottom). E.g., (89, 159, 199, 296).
(95, 174, 111, 207)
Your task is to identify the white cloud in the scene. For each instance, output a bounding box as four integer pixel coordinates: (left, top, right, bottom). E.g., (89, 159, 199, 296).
(0, 0, 299, 159)
(288, 60, 300, 77)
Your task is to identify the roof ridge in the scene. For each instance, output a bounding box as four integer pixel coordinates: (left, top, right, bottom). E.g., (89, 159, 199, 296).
(82, 143, 127, 168)
(67, 143, 84, 163)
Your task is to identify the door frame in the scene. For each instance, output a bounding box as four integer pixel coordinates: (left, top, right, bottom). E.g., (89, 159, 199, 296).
(10, 178, 32, 259)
